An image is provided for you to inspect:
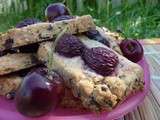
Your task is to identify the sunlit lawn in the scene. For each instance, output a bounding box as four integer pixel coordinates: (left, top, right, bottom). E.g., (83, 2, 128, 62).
(0, 0, 160, 39)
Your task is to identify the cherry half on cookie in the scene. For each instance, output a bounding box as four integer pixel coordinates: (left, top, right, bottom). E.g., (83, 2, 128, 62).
(82, 47, 119, 76)
(45, 3, 70, 22)
(55, 33, 86, 58)
(16, 18, 40, 28)
(120, 39, 143, 63)
(15, 67, 64, 117)
(85, 29, 110, 47)
(53, 15, 74, 22)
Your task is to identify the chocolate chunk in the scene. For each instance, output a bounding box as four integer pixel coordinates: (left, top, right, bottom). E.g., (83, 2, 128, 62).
(19, 43, 39, 53)
(105, 100, 113, 107)
(0, 51, 6, 57)
(38, 34, 51, 40)
(101, 86, 107, 91)
(17, 68, 32, 77)
(0, 48, 18, 57)
(4, 38, 14, 49)
(90, 96, 100, 107)
(30, 55, 39, 64)
(76, 28, 79, 33)
(47, 25, 53, 31)
(119, 75, 126, 79)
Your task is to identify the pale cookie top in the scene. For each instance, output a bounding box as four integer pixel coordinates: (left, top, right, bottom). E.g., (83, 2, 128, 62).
(0, 53, 38, 75)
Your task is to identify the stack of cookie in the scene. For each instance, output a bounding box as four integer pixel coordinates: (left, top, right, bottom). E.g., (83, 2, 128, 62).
(0, 15, 96, 96)
(0, 14, 144, 112)
(0, 15, 122, 98)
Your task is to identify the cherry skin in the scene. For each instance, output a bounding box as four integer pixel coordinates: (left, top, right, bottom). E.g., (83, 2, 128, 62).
(120, 39, 143, 62)
(16, 18, 40, 28)
(55, 33, 85, 58)
(53, 15, 74, 22)
(15, 67, 64, 117)
(15, 72, 53, 117)
(45, 3, 70, 22)
(82, 47, 118, 76)
(85, 29, 110, 47)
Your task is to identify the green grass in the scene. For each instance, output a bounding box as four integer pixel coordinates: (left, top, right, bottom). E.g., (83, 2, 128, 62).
(0, 0, 160, 39)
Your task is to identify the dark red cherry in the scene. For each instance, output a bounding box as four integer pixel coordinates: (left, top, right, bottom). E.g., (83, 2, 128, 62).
(120, 39, 143, 62)
(31, 67, 65, 101)
(85, 29, 100, 39)
(82, 47, 118, 76)
(85, 29, 110, 47)
(55, 33, 85, 57)
(53, 15, 74, 22)
(16, 18, 40, 28)
(15, 72, 53, 117)
(15, 67, 64, 117)
(45, 3, 70, 22)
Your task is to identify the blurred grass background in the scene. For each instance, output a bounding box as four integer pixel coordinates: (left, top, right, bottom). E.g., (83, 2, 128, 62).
(0, 0, 160, 39)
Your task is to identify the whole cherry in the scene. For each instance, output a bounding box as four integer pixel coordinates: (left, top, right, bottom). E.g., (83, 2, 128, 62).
(117, 29, 144, 63)
(120, 39, 143, 62)
(15, 67, 64, 117)
(45, 3, 70, 22)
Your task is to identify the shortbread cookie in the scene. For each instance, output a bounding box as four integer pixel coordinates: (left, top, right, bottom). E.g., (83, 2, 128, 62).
(0, 15, 95, 51)
(0, 53, 38, 75)
(0, 75, 22, 96)
(60, 88, 86, 110)
(38, 36, 144, 111)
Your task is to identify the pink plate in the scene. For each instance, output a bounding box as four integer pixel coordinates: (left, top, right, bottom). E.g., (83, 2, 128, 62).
(0, 57, 150, 120)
